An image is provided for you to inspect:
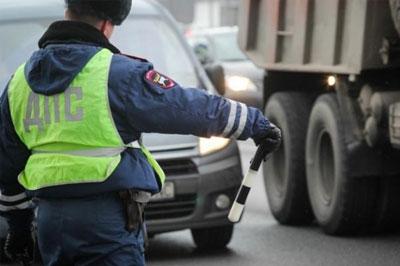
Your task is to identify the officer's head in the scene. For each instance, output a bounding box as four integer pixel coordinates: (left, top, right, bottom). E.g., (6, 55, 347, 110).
(65, 0, 132, 38)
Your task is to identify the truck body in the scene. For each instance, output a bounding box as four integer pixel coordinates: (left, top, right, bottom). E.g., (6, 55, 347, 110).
(239, 0, 399, 73)
(238, 0, 400, 234)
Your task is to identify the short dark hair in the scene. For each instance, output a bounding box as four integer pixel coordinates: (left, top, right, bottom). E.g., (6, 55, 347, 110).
(67, 6, 103, 26)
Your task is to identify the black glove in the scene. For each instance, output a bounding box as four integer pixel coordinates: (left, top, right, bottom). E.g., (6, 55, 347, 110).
(4, 229, 34, 263)
(256, 123, 282, 158)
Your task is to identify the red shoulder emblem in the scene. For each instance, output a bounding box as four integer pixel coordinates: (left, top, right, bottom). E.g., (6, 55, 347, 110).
(145, 70, 176, 89)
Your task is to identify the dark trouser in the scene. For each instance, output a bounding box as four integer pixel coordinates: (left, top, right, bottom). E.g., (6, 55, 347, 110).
(36, 192, 145, 266)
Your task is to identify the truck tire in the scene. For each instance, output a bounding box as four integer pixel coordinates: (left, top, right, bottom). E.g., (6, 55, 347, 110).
(306, 94, 378, 235)
(390, 0, 400, 36)
(191, 225, 233, 250)
(264, 92, 314, 225)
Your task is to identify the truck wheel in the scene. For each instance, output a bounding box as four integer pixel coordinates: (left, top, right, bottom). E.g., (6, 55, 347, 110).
(264, 92, 314, 225)
(306, 94, 378, 235)
(191, 225, 233, 250)
(390, 0, 400, 36)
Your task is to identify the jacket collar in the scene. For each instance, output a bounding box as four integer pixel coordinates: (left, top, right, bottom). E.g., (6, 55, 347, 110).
(38, 20, 120, 53)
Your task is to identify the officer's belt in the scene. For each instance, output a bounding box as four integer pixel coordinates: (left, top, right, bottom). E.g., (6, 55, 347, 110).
(31, 141, 141, 157)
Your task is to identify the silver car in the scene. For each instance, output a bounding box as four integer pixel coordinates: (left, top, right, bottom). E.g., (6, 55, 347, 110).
(187, 27, 264, 109)
(0, 0, 242, 261)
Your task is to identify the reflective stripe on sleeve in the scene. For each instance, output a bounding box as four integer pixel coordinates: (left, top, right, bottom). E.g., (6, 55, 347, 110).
(0, 200, 32, 212)
(0, 192, 27, 202)
(233, 103, 248, 138)
(222, 100, 238, 137)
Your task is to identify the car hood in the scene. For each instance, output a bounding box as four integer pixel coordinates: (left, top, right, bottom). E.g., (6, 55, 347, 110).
(142, 133, 199, 159)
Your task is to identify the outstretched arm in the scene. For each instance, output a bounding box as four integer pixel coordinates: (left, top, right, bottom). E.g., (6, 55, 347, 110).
(124, 69, 273, 143)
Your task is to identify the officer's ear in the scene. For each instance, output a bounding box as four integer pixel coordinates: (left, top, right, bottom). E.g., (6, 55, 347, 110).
(100, 20, 115, 39)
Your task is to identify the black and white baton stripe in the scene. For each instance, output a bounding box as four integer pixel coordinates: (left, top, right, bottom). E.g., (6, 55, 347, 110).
(228, 169, 258, 222)
(228, 134, 277, 223)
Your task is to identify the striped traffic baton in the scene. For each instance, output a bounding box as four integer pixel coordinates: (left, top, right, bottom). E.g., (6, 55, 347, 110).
(228, 141, 276, 222)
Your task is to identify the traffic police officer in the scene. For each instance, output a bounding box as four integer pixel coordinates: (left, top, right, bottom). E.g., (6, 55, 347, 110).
(0, 0, 281, 265)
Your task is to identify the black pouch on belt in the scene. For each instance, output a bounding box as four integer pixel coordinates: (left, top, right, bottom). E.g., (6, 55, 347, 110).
(119, 189, 151, 248)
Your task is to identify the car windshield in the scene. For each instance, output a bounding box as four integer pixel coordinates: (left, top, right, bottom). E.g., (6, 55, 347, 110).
(0, 16, 199, 94)
(112, 17, 199, 88)
(211, 32, 247, 62)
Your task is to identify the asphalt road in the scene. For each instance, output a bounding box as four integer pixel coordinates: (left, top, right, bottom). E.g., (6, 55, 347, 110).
(6, 141, 400, 266)
(146, 141, 400, 266)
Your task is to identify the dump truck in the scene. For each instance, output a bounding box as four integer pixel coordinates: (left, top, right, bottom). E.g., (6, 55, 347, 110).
(238, 0, 400, 235)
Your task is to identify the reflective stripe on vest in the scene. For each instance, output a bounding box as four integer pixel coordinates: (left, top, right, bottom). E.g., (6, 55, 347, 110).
(8, 48, 165, 190)
(31, 141, 167, 187)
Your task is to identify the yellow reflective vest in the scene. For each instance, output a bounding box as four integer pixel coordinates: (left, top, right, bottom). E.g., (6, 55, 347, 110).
(7, 48, 165, 190)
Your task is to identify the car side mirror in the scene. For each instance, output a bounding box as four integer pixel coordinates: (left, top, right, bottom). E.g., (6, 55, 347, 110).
(193, 43, 213, 65)
(205, 64, 225, 96)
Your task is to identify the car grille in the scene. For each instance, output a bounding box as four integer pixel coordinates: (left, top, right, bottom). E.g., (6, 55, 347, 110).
(145, 194, 197, 220)
(158, 159, 197, 176)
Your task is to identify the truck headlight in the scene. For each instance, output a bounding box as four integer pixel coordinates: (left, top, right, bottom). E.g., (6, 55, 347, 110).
(226, 75, 257, 92)
(199, 137, 231, 155)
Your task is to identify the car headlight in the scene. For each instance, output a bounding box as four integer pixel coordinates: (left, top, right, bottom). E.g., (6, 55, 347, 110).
(226, 75, 257, 92)
(199, 137, 231, 155)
